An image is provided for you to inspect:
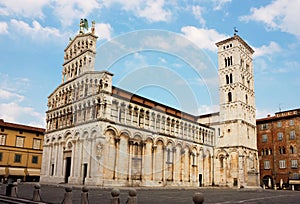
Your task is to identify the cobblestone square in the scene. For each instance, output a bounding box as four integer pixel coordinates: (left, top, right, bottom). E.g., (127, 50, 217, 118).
(1, 183, 300, 204)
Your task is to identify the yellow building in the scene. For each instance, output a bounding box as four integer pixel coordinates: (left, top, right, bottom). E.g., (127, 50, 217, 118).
(0, 119, 45, 182)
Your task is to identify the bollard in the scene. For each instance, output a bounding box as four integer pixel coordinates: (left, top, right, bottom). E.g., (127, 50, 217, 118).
(11, 182, 18, 197)
(61, 187, 73, 204)
(111, 188, 120, 204)
(193, 192, 204, 204)
(32, 183, 42, 202)
(5, 178, 13, 196)
(81, 186, 89, 204)
(126, 188, 137, 204)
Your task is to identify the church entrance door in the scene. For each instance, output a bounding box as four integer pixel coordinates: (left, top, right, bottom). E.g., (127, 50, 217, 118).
(65, 157, 71, 183)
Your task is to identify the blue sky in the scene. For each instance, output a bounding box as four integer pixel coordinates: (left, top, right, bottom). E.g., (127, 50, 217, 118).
(0, 0, 300, 128)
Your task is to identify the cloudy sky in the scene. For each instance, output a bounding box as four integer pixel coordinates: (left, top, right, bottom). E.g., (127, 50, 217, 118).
(0, 0, 300, 128)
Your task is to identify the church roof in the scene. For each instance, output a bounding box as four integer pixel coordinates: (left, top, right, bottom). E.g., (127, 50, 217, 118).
(112, 86, 212, 129)
(0, 119, 45, 133)
(215, 34, 254, 54)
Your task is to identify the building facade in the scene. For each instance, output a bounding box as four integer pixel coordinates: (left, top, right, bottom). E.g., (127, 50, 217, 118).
(0, 119, 45, 182)
(257, 109, 300, 189)
(199, 35, 259, 187)
(40, 21, 259, 187)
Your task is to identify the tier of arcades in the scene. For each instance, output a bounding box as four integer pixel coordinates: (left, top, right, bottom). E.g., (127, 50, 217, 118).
(46, 71, 113, 130)
(46, 73, 214, 147)
(62, 32, 98, 83)
(110, 97, 215, 146)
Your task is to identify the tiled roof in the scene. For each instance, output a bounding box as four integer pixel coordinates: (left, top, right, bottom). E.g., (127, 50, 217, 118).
(0, 119, 45, 133)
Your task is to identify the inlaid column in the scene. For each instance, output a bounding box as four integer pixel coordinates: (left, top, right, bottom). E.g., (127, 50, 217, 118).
(171, 147, 175, 181)
(131, 108, 134, 125)
(141, 142, 146, 181)
(57, 142, 64, 177)
(124, 107, 127, 125)
(128, 141, 133, 180)
(70, 141, 76, 177)
(117, 105, 121, 122)
(53, 143, 58, 176)
(88, 138, 93, 178)
(79, 139, 83, 178)
(144, 142, 152, 181)
(162, 146, 166, 182)
(49, 144, 54, 176)
(189, 152, 192, 183)
(113, 138, 120, 180)
(152, 145, 157, 180)
(41, 145, 49, 176)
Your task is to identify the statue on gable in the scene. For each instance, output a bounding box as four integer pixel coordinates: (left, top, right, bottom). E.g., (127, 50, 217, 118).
(91, 20, 95, 35)
(79, 19, 89, 34)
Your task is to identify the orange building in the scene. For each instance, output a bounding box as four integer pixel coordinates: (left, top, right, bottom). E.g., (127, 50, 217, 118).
(0, 119, 45, 182)
(257, 109, 300, 189)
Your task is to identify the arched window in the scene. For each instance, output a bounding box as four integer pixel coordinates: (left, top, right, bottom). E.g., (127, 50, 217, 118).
(290, 146, 294, 154)
(134, 142, 139, 157)
(228, 92, 232, 102)
(283, 147, 286, 154)
(225, 58, 228, 67)
(265, 148, 268, 155)
(269, 148, 272, 155)
(279, 147, 282, 154)
(245, 94, 248, 104)
(226, 75, 229, 84)
(261, 149, 264, 156)
(229, 73, 233, 83)
(220, 156, 224, 168)
(167, 148, 171, 163)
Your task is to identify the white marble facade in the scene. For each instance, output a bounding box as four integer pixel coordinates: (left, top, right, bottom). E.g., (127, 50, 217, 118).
(40, 23, 259, 187)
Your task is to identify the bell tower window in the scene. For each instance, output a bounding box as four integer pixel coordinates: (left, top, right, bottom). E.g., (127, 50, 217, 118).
(225, 56, 233, 67)
(225, 74, 233, 84)
(228, 92, 232, 102)
(226, 75, 229, 84)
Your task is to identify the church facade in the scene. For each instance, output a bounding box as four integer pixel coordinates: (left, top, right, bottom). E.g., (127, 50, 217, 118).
(40, 21, 259, 187)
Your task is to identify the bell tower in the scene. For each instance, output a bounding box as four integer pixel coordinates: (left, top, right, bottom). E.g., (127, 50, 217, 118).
(62, 20, 98, 83)
(216, 34, 256, 148)
(214, 34, 259, 187)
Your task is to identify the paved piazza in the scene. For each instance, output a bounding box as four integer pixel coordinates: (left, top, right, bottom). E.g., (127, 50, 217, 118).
(1, 183, 300, 203)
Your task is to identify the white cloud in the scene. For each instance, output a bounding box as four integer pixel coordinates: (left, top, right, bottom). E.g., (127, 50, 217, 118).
(0, 74, 30, 93)
(0, 0, 49, 18)
(0, 0, 100, 27)
(181, 26, 228, 51)
(101, 0, 171, 22)
(256, 108, 274, 119)
(240, 0, 300, 37)
(0, 22, 8, 34)
(198, 105, 219, 115)
(0, 102, 45, 128)
(254, 41, 282, 58)
(136, 0, 171, 22)
(95, 23, 113, 40)
(0, 89, 24, 102)
(192, 5, 205, 26)
(10, 19, 64, 40)
(52, 0, 100, 27)
(0, 74, 45, 127)
(213, 0, 232, 10)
